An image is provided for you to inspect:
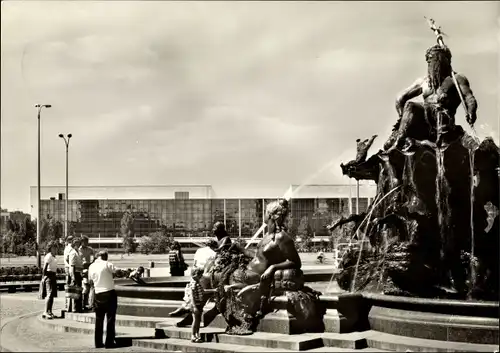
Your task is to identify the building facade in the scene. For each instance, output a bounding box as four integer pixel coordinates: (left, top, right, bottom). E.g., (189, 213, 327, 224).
(30, 184, 377, 248)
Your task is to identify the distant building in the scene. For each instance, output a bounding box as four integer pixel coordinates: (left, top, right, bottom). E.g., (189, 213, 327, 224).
(30, 184, 376, 249)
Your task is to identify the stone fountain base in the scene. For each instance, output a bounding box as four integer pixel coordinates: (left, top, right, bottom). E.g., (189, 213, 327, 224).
(363, 292, 499, 345)
(112, 276, 499, 350)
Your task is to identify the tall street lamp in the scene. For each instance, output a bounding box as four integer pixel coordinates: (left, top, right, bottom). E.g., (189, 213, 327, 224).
(59, 133, 72, 241)
(35, 104, 51, 269)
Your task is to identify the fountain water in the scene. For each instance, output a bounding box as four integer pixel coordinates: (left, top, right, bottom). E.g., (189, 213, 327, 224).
(246, 155, 341, 249)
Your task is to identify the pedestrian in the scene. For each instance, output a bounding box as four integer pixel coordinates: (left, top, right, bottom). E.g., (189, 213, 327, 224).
(41, 241, 59, 319)
(213, 222, 232, 251)
(89, 250, 119, 349)
(188, 267, 205, 343)
(63, 236, 74, 310)
(67, 237, 83, 313)
(79, 235, 95, 311)
(169, 239, 217, 317)
(169, 241, 187, 277)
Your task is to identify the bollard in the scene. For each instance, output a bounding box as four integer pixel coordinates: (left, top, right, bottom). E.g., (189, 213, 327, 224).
(149, 261, 155, 268)
(145, 268, 150, 278)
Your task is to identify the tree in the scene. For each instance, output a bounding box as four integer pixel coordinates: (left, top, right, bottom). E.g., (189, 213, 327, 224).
(297, 216, 313, 251)
(121, 207, 136, 254)
(137, 231, 174, 254)
(0, 219, 38, 256)
(287, 216, 298, 241)
(40, 218, 63, 250)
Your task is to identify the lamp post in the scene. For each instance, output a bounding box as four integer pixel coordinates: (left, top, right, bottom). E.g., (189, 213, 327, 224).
(58, 133, 72, 241)
(35, 104, 51, 269)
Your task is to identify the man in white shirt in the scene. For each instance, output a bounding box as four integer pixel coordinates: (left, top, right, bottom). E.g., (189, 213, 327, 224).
(193, 239, 217, 272)
(88, 250, 118, 349)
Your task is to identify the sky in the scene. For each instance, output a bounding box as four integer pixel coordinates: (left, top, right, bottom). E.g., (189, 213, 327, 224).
(1, 1, 498, 213)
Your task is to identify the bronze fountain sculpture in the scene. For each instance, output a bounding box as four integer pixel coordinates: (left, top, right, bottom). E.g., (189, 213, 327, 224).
(202, 199, 324, 335)
(334, 20, 499, 301)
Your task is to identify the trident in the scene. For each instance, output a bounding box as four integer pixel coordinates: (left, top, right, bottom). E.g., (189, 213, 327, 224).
(424, 17, 478, 137)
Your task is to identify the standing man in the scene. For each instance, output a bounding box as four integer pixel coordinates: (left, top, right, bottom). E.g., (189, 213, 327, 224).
(68, 237, 83, 313)
(63, 236, 74, 311)
(79, 235, 95, 311)
(89, 250, 119, 349)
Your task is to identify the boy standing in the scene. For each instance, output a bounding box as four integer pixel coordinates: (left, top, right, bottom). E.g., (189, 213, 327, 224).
(188, 267, 205, 343)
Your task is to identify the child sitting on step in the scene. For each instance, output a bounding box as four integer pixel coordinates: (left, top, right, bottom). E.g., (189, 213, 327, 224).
(187, 267, 205, 343)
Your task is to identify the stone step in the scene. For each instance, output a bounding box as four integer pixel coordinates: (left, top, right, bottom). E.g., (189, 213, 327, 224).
(37, 314, 156, 346)
(64, 311, 171, 328)
(133, 337, 297, 353)
(161, 326, 324, 351)
(0, 312, 167, 353)
(308, 348, 389, 352)
(320, 332, 374, 349)
(365, 330, 499, 352)
(117, 297, 207, 317)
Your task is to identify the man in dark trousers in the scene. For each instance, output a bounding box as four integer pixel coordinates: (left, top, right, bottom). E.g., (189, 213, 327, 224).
(88, 250, 119, 349)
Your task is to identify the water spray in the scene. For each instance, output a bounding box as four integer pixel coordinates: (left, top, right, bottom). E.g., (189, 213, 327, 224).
(245, 156, 341, 249)
(426, 17, 481, 287)
(325, 185, 401, 292)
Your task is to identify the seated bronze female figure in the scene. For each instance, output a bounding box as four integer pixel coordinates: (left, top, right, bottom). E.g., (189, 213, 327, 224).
(204, 199, 322, 335)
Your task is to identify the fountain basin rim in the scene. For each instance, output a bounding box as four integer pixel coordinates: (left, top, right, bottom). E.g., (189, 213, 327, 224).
(115, 285, 216, 294)
(362, 292, 499, 308)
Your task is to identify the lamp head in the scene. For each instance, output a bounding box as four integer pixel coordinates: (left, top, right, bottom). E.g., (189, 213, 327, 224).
(45, 105, 52, 108)
(58, 134, 64, 138)
(68, 134, 72, 138)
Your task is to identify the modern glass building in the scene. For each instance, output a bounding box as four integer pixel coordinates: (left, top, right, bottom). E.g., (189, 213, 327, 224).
(31, 184, 377, 248)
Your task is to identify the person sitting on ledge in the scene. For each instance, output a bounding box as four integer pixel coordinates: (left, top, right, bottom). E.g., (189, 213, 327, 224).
(169, 241, 187, 277)
(213, 221, 232, 252)
(169, 236, 219, 317)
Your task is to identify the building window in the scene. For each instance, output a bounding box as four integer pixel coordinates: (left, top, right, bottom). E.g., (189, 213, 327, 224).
(175, 192, 189, 200)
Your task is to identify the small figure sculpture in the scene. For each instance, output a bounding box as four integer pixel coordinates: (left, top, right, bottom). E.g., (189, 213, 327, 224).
(383, 45, 478, 151)
(340, 135, 379, 181)
(355, 135, 378, 163)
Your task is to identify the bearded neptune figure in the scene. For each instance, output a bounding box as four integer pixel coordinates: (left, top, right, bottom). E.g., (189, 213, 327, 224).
(335, 28, 499, 300)
(384, 44, 477, 152)
(207, 199, 323, 335)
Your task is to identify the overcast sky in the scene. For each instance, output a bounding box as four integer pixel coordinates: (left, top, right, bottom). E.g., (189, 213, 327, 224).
(1, 1, 498, 213)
